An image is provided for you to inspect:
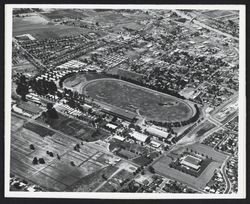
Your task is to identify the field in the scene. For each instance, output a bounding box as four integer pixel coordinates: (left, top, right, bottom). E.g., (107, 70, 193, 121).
(13, 14, 94, 40)
(11, 114, 26, 132)
(202, 10, 235, 18)
(36, 113, 96, 140)
(10, 115, 122, 191)
(42, 9, 89, 20)
(23, 122, 55, 137)
(82, 78, 194, 122)
(66, 165, 119, 192)
(195, 121, 216, 138)
(153, 143, 227, 190)
(109, 138, 150, 155)
(17, 100, 42, 115)
(12, 61, 38, 76)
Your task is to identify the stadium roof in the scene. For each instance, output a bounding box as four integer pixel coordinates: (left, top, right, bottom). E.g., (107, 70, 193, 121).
(146, 126, 169, 138)
(130, 131, 148, 143)
(102, 107, 137, 122)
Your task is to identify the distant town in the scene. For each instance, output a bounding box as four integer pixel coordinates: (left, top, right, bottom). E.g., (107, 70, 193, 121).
(10, 8, 239, 194)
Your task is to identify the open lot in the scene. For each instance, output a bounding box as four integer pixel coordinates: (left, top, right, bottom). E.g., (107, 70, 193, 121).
(66, 165, 119, 192)
(42, 9, 89, 20)
(83, 78, 194, 122)
(11, 114, 27, 132)
(202, 10, 235, 18)
(36, 113, 104, 141)
(195, 121, 216, 138)
(13, 14, 94, 40)
(23, 123, 55, 137)
(17, 100, 43, 115)
(153, 143, 227, 190)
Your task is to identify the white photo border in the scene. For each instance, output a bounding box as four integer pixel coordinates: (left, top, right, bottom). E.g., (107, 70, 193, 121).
(4, 4, 246, 199)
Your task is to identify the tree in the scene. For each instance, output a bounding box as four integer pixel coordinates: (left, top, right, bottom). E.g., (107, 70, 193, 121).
(38, 158, 45, 164)
(102, 174, 107, 180)
(148, 166, 155, 174)
(30, 144, 35, 150)
(46, 103, 59, 119)
(70, 161, 75, 166)
(16, 75, 29, 101)
(32, 157, 38, 165)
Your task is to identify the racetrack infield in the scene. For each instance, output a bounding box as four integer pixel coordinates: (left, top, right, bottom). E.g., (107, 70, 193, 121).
(82, 78, 194, 122)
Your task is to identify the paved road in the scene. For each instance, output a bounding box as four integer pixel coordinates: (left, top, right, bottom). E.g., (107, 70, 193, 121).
(173, 10, 239, 41)
(221, 156, 231, 193)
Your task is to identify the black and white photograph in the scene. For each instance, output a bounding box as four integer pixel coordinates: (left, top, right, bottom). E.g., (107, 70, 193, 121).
(4, 4, 246, 199)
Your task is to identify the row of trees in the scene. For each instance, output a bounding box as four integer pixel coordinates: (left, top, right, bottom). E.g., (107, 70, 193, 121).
(30, 78, 57, 96)
(149, 104, 200, 128)
(15, 74, 58, 101)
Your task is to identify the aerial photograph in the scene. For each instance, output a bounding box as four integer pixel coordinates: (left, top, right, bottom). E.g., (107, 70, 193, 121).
(7, 5, 243, 197)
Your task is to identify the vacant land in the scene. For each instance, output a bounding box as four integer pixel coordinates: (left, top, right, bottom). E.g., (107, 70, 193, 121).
(36, 113, 95, 140)
(17, 100, 42, 115)
(42, 9, 89, 20)
(67, 165, 119, 192)
(13, 14, 93, 40)
(202, 10, 235, 18)
(83, 78, 193, 122)
(23, 123, 55, 137)
(11, 114, 26, 132)
(195, 121, 216, 138)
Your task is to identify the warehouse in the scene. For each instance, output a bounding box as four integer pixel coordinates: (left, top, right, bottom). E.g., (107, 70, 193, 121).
(145, 126, 170, 139)
(130, 131, 149, 143)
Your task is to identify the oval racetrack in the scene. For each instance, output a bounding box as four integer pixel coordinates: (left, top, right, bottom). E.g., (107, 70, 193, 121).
(82, 78, 194, 122)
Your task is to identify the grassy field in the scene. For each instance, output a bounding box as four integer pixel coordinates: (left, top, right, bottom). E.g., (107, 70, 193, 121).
(17, 100, 42, 115)
(13, 14, 94, 40)
(202, 10, 235, 18)
(195, 121, 216, 138)
(36, 113, 96, 140)
(66, 165, 119, 192)
(11, 114, 26, 132)
(42, 9, 89, 20)
(23, 123, 55, 137)
(83, 79, 193, 122)
(37, 113, 109, 142)
(132, 156, 152, 166)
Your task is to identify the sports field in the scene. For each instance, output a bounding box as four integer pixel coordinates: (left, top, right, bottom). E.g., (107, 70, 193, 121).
(82, 79, 194, 122)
